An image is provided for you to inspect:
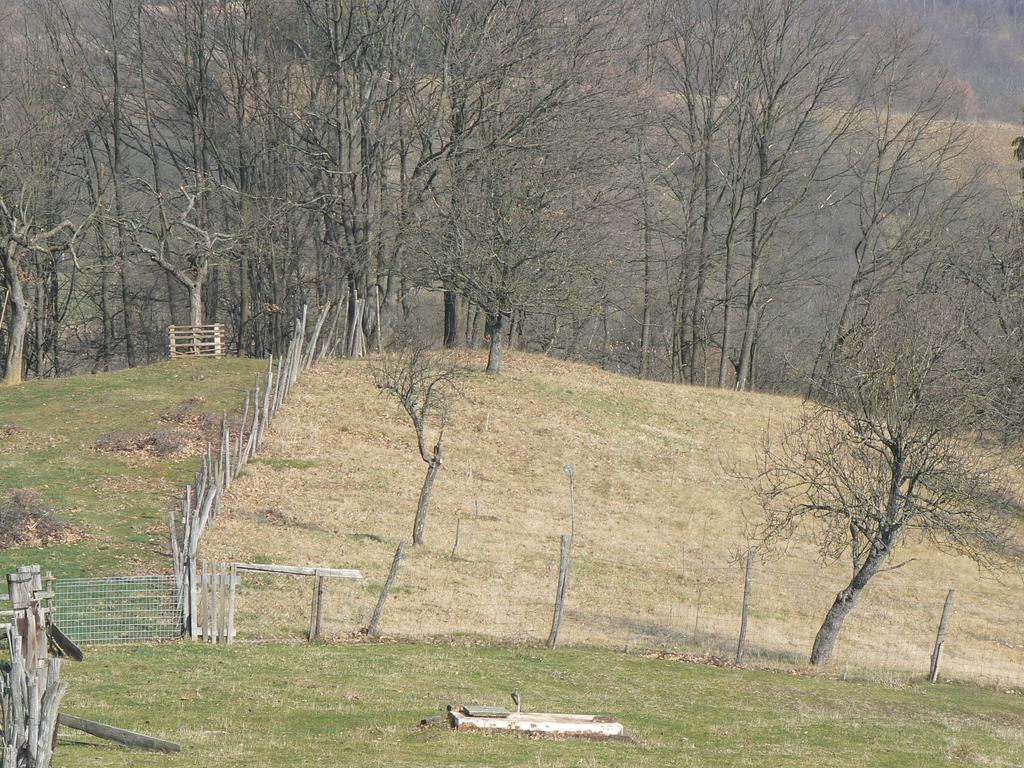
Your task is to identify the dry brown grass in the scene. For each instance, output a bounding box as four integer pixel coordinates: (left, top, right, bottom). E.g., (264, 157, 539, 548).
(203, 351, 1024, 688)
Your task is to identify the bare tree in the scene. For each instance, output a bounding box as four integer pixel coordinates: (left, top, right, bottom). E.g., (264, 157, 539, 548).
(756, 300, 1016, 665)
(659, 0, 755, 386)
(732, 0, 861, 391)
(130, 185, 236, 326)
(371, 337, 462, 546)
(0, 195, 86, 386)
(808, 21, 975, 397)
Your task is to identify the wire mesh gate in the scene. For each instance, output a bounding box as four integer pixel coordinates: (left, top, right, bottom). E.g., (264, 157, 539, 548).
(53, 575, 183, 645)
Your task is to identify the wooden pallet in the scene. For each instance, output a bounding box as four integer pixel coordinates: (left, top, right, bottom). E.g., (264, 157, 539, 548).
(169, 324, 225, 358)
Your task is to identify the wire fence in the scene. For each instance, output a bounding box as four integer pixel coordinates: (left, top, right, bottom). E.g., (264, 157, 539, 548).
(53, 575, 183, 645)
(212, 545, 1024, 690)
(36, 550, 1024, 690)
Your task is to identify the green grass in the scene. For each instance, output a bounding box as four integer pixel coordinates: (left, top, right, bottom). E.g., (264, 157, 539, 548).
(0, 358, 264, 576)
(2, 357, 1022, 767)
(59, 642, 1024, 767)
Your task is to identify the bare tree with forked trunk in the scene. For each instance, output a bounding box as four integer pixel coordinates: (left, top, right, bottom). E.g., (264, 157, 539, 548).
(755, 299, 1018, 666)
(371, 334, 463, 546)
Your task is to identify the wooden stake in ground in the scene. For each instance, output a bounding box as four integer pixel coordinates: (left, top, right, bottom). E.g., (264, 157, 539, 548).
(227, 562, 237, 644)
(450, 518, 461, 560)
(929, 588, 955, 683)
(735, 550, 753, 664)
(308, 574, 325, 642)
(564, 464, 577, 553)
(547, 534, 571, 649)
(367, 542, 405, 637)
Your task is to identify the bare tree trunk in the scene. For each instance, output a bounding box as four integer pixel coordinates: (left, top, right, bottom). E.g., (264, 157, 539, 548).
(810, 549, 887, 665)
(1, 243, 27, 386)
(188, 282, 204, 327)
(32, 264, 43, 377)
(485, 312, 504, 374)
(413, 450, 441, 546)
(238, 252, 249, 355)
(120, 263, 136, 366)
(443, 287, 458, 348)
(718, 250, 734, 388)
(638, 143, 653, 379)
(690, 260, 707, 385)
(736, 253, 762, 391)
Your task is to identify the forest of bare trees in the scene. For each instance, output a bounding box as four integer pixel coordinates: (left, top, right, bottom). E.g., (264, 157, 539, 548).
(0, 0, 1022, 400)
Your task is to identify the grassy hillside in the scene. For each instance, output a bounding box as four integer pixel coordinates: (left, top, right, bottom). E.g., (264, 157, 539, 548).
(202, 352, 1024, 687)
(0, 353, 1020, 767)
(0, 358, 264, 576)
(58, 643, 1024, 767)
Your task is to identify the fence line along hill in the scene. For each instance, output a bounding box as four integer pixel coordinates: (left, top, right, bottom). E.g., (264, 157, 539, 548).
(202, 352, 1024, 688)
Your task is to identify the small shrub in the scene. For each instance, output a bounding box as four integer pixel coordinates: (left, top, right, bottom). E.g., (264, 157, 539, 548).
(0, 491, 74, 549)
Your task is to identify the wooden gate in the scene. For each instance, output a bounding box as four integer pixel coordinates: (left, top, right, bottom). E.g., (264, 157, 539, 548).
(193, 561, 237, 644)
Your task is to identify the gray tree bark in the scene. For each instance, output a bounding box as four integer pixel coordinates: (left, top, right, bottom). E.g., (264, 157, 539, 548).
(486, 312, 504, 374)
(413, 445, 442, 546)
(1, 242, 27, 386)
(809, 548, 888, 665)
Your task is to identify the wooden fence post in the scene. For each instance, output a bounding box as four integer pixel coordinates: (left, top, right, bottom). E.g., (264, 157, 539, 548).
(929, 588, 955, 683)
(4, 565, 68, 768)
(735, 549, 753, 664)
(202, 561, 212, 643)
(547, 534, 571, 650)
(450, 518, 461, 560)
(367, 542, 405, 637)
(168, 308, 325, 640)
(187, 554, 198, 640)
(308, 574, 325, 642)
(227, 563, 236, 644)
(218, 562, 228, 644)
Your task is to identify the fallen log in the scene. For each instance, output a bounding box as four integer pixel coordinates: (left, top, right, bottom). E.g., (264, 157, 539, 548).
(56, 714, 181, 753)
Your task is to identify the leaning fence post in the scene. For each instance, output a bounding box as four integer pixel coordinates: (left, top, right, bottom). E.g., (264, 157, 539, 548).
(450, 517, 461, 560)
(547, 534, 571, 650)
(367, 542, 404, 637)
(735, 549, 754, 664)
(929, 588, 955, 683)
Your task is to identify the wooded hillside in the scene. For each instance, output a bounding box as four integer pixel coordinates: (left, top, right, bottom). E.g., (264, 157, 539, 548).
(1, 0, 1023, 402)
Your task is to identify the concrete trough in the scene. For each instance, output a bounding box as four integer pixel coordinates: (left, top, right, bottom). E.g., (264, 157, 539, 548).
(447, 705, 624, 739)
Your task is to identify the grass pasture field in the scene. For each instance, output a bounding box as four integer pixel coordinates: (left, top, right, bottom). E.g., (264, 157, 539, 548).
(58, 642, 1024, 768)
(0, 358, 264, 576)
(203, 353, 1024, 687)
(1, 352, 1023, 767)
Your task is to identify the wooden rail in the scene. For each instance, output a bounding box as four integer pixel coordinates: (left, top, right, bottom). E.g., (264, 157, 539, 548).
(232, 563, 363, 580)
(169, 324, 225, 358)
